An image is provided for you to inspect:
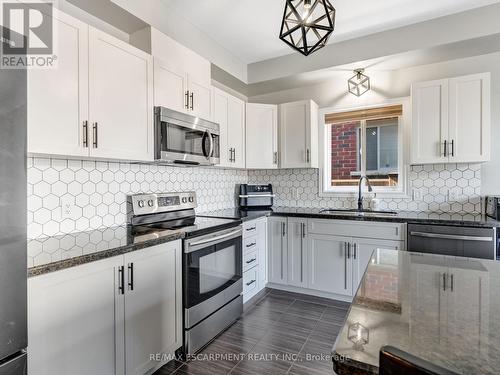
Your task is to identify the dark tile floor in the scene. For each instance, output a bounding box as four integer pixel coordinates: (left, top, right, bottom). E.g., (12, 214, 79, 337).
(154, 289, 350, 375)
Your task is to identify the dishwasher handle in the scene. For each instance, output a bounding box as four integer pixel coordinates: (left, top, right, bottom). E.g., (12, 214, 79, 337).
(409, 231, 493, 242)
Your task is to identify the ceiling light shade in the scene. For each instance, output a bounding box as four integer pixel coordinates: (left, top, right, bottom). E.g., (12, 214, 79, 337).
(348, 69, 371, 97)
(279, 0, 336, 57)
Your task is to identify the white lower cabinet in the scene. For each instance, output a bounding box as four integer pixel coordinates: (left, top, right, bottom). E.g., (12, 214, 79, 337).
(268, 217, 288, 285)
(242, 218, 268, 303)
(267, 218, 406, 299)
(28, 240, 182, 375)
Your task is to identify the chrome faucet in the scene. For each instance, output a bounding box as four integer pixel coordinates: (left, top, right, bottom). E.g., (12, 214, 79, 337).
(357, 176, 373, 211)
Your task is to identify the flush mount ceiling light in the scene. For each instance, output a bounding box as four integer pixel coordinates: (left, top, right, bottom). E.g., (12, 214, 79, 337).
(279, 0, 336, 57)
(348, 69, 371, 97)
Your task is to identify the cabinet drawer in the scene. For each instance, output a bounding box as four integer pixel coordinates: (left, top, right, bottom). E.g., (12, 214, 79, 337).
(308, 219, 406, 241)
(243, 220, 261, 238)
(243, 250, 258, 272)
(243, 268, 258, 295)
(243, 236, 259, 253)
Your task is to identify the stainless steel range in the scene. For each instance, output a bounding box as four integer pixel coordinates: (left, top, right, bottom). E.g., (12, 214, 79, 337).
(127, 192, 243, 355)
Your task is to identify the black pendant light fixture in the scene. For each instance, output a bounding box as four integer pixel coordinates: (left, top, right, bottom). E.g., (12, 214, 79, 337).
(348, 69, 371, 97)
(279, 0, 336, 56)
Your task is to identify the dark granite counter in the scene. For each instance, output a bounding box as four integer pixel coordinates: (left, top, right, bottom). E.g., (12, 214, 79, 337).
(199, 207, 500, 228)
(332, 249, 500, 374)
(28, 226, 184, 277)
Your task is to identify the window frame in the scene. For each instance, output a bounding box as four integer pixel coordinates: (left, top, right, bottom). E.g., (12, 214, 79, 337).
(318, 98, 410, 198)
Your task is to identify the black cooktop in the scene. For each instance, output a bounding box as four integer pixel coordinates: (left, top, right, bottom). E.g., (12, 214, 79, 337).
(130, 216, 241, 244)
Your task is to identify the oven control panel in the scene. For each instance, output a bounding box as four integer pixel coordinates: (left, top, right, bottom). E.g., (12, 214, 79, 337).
(128, 191, 197, 216)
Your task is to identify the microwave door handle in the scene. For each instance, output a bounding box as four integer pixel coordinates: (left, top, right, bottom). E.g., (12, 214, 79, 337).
(207, 131, 214, 157)
(201, 131, 209, 158)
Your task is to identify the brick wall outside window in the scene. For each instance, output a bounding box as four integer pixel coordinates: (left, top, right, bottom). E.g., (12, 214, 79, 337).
(331, 122, 359, 180)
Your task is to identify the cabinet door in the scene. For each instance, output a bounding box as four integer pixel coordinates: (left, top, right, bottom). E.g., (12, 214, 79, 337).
(154, 58, 188, 113)
(279, 100, 318, 168)
(268, 217, 288, 285)
(246, 103, 278, 169)
(307, 234, 352, 296)
(287, 218, 307, 288)
(448, 73, 491, 163)
(28, 257, 125, 375)
(352, 238, 404, 293)
(213, 88, 230, 167)
(411, 79, 449, 164)
(256, 218, 268, 289)
(228, 96, 246, 168)
(28, 10, 89, 157)
(124, 241, 182, 375)
(89, 27, 153, 161)
(188, 77, 212, 121)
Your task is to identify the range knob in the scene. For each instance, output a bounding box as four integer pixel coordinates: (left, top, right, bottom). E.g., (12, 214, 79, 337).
(147, 199, 154, 207)
(188, 196, 194, 203)
(138, 200, 145, 208)
(181, 197, 188, 204)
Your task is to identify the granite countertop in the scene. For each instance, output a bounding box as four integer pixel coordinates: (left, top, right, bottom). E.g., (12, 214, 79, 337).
(199, 207, 500, 228)
(28, 226, 184, 277)
(332, 249, 500, 375)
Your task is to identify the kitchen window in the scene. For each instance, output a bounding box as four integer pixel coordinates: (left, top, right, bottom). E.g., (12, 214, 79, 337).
(322, 103, 406, 195)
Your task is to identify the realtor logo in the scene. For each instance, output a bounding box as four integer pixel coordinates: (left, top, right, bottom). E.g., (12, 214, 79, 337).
(1, 1, 56, 69)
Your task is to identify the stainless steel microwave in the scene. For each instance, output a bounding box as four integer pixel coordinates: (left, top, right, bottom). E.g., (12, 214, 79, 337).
(154, 107, 220, 166)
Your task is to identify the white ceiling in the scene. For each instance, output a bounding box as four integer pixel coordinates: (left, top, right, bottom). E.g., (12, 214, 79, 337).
(161, 0, 500, 64)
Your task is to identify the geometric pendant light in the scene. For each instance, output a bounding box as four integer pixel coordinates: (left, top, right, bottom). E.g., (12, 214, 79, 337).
(279, 0, 336, 56)
(348, 69, 371, 97)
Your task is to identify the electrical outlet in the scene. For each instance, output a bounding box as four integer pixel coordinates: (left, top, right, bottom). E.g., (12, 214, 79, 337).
(413, 189, 422, 201)
(61, 197, 75, 219)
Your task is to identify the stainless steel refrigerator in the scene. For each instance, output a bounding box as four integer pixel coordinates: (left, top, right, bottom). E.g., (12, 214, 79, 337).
(0, 27, 28, 374)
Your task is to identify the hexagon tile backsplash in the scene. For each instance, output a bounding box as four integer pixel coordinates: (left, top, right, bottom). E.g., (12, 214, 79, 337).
(28, 158, 482, 241)
(28, 158, 247, 240)
(248, 163, 482, 213)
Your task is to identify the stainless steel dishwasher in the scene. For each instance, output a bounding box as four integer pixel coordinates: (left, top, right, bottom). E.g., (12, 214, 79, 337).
(408, 224, 497, 260)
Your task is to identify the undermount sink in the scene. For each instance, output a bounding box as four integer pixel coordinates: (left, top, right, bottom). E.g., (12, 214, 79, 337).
(318, 209, 398, 217)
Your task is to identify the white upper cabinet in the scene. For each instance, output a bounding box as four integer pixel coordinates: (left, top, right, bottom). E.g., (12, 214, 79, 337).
(213, 87, 246, 168)
(448, 74, 491, 163)
(28, 10, 89, 157)
(279, 100, 319, 168)
(133, 27, 212, 121)
(27, 11, 154, 162)
(153, 58, 188, 113)
(246, 103, 279, 169)
(88, 27, 153, 161)
(411, 73, 490, 164)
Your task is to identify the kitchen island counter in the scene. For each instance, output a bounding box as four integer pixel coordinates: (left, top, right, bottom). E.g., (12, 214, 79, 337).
(332, 249, 500, 374)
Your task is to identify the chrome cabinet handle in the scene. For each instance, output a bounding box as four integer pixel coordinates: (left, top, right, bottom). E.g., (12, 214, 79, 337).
(233, 148, 236, 163)
(306, 149, 310, 163)
(451, 140, 455, 157)
(128, 263, 134, 291)
(450, 274, 454, 292)
(273, 151, 278, 165)
(83, 121, 88, 148)
(347, 242, 351, 259)
(246, 226, 256, 232)
(443, 273, 446, 291)
(246, 279, 256, 287)
(443, 140, 447, 157)
(185, 91, 190, 109)
(118, 266, 125, 295)
(246, 258, 257, 264)
(301, 223, 306, 239)
(92, 122, 98, 148)
(353, 243, 357, 260)
(246, 242, 256, 248)
(344, 242, 348, 290)
(190, 92, 194, 110)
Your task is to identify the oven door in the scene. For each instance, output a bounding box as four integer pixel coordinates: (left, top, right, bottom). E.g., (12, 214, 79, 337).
(184, 227, 242, 328)
(155, 107, 220, 165)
